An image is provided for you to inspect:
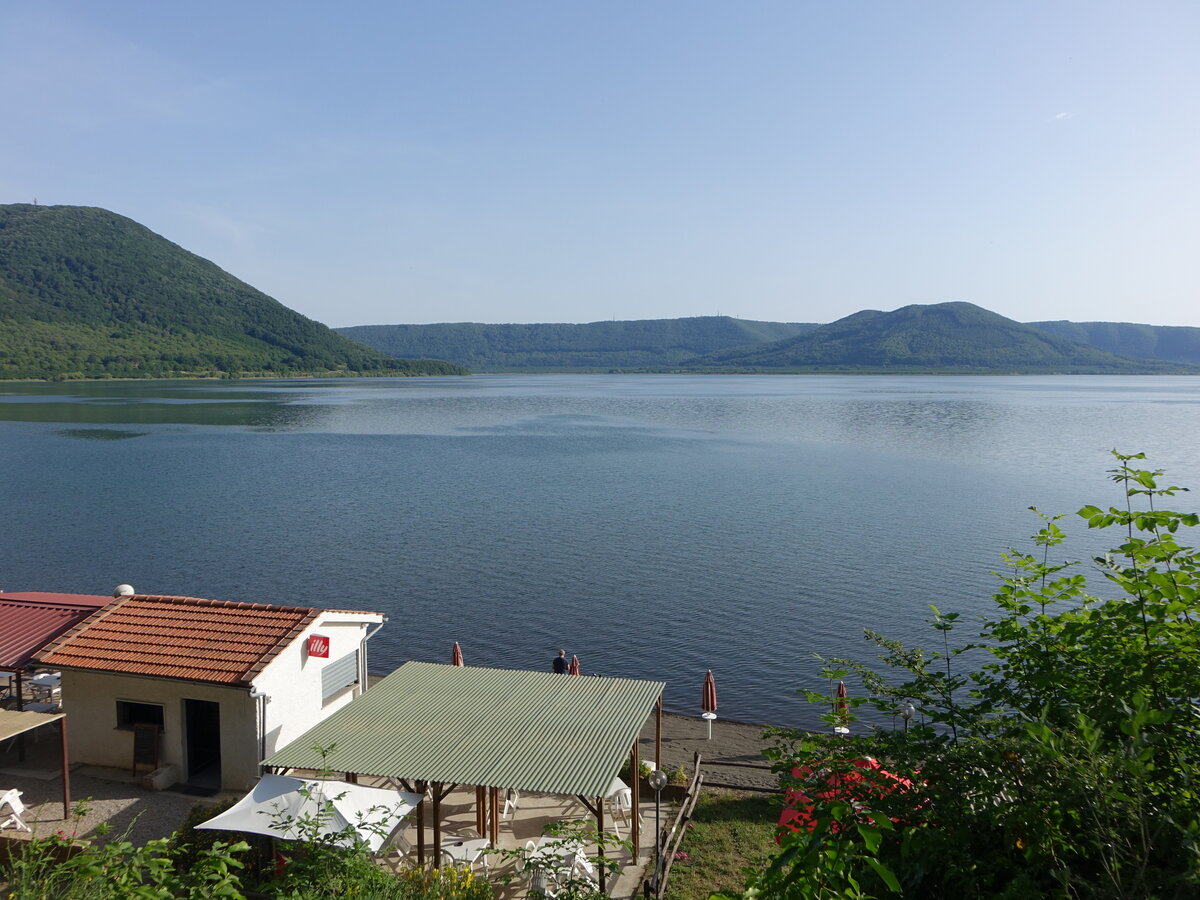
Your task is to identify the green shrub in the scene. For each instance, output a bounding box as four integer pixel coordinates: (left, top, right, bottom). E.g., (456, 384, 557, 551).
(740, 453, 1200, 899)
(169, 797, 274, 888)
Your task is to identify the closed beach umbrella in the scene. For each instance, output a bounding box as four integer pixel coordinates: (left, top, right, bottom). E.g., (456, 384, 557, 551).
(701, 669, 718, 739)
(569, 654, 581, 675)
(451, 642, 464, 666)
(834, 680, 849, 733)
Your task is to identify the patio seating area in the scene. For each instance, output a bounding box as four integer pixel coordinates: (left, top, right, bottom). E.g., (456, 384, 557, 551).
(368, 780, 663, 898)
(0, 752, 667, 898)
(0, 669, 63, 714)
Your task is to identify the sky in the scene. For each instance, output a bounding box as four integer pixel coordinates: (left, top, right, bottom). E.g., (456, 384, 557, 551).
(1, 2, 1197, 328)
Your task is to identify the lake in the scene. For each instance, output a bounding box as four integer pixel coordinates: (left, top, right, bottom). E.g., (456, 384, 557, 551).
(3, 374, 1199, 728)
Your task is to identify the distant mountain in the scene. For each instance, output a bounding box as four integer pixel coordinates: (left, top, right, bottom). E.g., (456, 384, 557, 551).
(0, 204, 467, 379)
(1027, 320, 1200, 366)
(687, 302, 1193, 373)
(337, 317, 816, 371)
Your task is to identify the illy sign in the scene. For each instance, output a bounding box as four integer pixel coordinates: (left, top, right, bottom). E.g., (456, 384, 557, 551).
(307, 634, 330, 658)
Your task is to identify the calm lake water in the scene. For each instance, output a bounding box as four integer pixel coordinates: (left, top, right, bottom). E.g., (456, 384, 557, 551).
(3, 374, 1199, 728)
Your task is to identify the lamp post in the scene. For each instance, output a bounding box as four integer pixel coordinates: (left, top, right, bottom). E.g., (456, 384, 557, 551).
(901, 701, 915, 732)
(648, 767, 669, 897)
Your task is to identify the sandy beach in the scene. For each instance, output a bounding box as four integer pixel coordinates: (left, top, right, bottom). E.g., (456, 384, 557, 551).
(638, 713, 779, 791)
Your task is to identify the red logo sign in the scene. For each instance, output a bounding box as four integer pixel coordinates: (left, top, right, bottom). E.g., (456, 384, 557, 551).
(307, 634, 330, 658)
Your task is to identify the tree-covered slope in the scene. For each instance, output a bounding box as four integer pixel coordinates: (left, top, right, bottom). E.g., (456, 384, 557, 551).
(337, 317, 816, 370)
(1028, 320, 1200, 366)
(0, 204, 467, 379)
(688, 302, 1191, 372)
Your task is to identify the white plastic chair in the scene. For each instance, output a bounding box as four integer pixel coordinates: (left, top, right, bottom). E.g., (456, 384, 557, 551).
(503, 787, 520, 820)
(1, 789, 31, 832)
(607, 783, 637, 839)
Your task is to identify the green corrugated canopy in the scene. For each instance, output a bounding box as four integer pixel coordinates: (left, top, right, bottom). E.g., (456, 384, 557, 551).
(263, 661, 665, 798)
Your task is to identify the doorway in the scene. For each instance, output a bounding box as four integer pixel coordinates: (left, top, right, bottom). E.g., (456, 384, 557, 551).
(183, 698, 221, 793)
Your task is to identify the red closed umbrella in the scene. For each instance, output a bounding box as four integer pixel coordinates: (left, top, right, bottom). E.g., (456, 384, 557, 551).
(568, 654, 581, 675)
(701, 669, 718, 738)
(451, 642, 464, 666)
(834, 681, 849, 733)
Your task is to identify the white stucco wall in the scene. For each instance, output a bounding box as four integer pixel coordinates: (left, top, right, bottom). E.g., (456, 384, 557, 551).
(251, 612, 384, 763)
(57, 669, 260, 790)
(54, 611, 383, 791)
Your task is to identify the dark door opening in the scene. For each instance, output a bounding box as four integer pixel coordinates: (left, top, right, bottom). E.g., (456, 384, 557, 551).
(183, 698, 221, 793)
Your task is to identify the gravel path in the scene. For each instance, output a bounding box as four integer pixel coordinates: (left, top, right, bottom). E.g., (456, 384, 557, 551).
(1, 763, 224, 846)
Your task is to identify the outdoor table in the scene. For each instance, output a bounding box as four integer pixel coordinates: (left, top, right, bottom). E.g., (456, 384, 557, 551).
(440, 837, 489, 874)
(30, 672, 61, 700)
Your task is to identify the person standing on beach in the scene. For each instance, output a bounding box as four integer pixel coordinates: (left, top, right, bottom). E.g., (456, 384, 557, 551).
(552, 649, 568, 674)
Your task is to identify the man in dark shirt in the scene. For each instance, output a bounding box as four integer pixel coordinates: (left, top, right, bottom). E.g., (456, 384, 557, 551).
(552, 649, 568, 674)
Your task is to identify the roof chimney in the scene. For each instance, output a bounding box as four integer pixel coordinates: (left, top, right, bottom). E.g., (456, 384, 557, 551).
(113, 584, 135, 598)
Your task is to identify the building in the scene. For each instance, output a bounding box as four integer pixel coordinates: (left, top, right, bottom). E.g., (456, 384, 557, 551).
(0, 591, 112, 703)
(36, 593, 385, 791)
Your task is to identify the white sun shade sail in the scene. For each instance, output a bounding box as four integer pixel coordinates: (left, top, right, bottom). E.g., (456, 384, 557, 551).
(196, 774, 421, 852)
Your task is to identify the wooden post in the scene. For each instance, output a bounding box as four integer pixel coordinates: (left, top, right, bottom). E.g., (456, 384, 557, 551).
(490, 786, 500, 844)
(597, 795, 606, 893)
(16, 672, 24, 762)
(655, 696, 663, 770)
(631, 738, 641, 853)
(432, 782, 442, 857)
(60, 716, 71, 821)
(476, 785, 485, 835)
(416, 781, 426, 866)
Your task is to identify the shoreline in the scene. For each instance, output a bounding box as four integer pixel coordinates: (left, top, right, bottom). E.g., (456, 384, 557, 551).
(639, 711, 779, 791)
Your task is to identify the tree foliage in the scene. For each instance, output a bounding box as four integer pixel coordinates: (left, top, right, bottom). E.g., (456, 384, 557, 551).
(738, 451, 1200, 898)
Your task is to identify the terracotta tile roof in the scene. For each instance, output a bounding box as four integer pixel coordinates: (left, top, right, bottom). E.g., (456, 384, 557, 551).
(37, 595, 322, 686)
(0, 593, 113, 672)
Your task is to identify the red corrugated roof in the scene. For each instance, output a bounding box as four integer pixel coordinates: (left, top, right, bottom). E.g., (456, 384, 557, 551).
(0, 593, 113, 672)
(37, 595, 323, 686)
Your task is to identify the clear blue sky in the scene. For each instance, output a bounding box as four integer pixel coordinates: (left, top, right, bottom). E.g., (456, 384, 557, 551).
(2, 2, 1197, 328)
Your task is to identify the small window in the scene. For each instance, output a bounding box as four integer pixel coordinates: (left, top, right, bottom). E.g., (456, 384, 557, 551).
(116, 700, 164, 732)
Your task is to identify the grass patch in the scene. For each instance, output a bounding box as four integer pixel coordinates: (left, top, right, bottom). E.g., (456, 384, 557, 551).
(664, 788, 777, 900)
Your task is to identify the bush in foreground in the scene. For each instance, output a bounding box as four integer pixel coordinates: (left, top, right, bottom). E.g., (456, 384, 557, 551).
(728, 452, 1200, 899)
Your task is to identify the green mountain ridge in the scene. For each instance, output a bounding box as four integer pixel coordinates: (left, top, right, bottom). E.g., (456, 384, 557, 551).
(336, 318, 816, 370)
(0, 204, 467, 379)
(1028, 319, 1200, 366)
(685, 302, 1193, 373)
(344, 304, 1195, 374)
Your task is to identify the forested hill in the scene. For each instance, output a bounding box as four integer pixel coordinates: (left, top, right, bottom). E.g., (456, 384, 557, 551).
(336, 318, 816, 370)
(0, 204, 467, 379)
(687, 302, 1193, 373)
(1028, 320, 1200, 366)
